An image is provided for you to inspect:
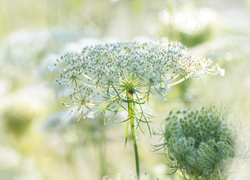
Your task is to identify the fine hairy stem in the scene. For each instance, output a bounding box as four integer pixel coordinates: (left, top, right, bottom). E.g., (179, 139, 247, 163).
(127, 90, 140, 180)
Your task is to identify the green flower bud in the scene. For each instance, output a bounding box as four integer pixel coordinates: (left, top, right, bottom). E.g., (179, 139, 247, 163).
(162, 107, 235, 179)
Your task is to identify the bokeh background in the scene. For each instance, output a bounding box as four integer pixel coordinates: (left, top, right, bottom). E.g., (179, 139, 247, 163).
(0, 0, 250, 179)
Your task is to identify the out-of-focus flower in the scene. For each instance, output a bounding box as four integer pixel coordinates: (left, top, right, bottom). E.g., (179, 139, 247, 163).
(159, 7, 217, 35)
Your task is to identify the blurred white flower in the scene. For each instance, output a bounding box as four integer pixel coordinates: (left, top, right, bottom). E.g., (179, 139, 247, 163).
(159, 7, 217, 34)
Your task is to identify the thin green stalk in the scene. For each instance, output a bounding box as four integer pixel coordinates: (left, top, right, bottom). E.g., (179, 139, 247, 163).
(127, 90, 140, 179)
(181, 169, 187, 180)
(218, 168, 222, 180)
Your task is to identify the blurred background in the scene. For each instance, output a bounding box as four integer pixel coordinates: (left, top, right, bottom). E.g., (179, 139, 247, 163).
(0, 0, 250, 179)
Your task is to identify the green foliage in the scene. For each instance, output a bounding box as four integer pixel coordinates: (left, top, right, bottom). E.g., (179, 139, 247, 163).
(2, 107, 34, 137)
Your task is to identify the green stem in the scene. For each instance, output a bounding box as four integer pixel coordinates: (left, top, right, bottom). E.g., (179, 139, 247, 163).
(182, 169, 187, 180)
(218, 168, 222, 180)
(127, 90, 140, 180)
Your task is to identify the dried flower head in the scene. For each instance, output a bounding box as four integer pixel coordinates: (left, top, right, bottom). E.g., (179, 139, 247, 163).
(163, 107, 235, 179)
(52, 38, 223, 121)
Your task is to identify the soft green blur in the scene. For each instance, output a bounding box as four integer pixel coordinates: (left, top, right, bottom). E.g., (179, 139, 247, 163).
(0, 0, 250, 179)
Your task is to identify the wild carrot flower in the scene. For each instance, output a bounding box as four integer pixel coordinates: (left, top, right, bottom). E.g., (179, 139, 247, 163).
(162, 107, 235, 179)
(52, 38, 223, 121)
(51, 38, 224, 179)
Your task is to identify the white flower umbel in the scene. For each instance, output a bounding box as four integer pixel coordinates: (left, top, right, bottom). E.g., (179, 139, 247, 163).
(53, 38, 223, 179)
(54, 38, 222, 119)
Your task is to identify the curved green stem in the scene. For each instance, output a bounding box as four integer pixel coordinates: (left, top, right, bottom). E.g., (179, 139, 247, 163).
(127, 90, 140, 180)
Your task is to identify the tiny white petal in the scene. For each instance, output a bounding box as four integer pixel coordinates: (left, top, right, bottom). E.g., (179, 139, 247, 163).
(219, 69, 225, 76)
(87, 111, 95, 119)
(215, 67, 225, 76)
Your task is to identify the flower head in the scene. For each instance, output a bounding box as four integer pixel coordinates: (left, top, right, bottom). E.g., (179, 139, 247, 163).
(53, 38, 223, 118)
(163, 107, 235, 179)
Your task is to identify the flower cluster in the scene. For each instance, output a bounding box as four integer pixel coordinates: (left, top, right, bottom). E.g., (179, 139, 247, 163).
(52, 38, 223, 119)
(163, 107, 235, 179)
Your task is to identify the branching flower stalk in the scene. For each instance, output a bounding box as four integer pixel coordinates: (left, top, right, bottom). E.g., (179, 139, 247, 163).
(51, 38, 224, 179)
